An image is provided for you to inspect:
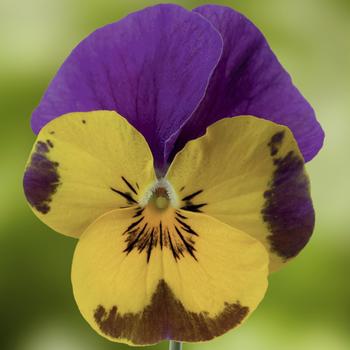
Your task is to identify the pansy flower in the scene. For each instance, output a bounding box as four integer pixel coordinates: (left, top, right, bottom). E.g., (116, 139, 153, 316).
(23, 4, 324, 346)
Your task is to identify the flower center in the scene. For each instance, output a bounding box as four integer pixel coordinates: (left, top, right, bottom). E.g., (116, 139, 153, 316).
(152, 187, 169, 210)
(140, 178, 178, 210)
(155, 194, 169, 210)
(116, 178, 204, 263)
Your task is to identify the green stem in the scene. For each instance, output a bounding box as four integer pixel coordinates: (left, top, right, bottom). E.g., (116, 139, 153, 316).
(169, 340, 183, 350)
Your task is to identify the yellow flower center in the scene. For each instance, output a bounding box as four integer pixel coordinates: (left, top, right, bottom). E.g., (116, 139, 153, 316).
(155, 196, 169, 210)
(139, 178, 179, 210)
(152, 187, 170, 211)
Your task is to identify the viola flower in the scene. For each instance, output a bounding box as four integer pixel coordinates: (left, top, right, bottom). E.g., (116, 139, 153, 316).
(23, 4, 324, 347)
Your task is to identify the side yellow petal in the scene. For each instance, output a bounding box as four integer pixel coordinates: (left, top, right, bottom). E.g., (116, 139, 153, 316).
(166, 116, 314, 271)
(72, 207, 268, 345)
(23, 111, 156, 237)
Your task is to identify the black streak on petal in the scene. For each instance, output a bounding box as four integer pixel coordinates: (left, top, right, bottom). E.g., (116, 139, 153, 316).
(121, 176, 138, 195)
(174, 226, 197, 260)
(167, 229, 179, 261)
(123, 208, 200, 262)
(146, 230, 154, 262)
(110, 187, 137, 204)
(181, 203, 207, 213)
(23, 141, 60, 214)
(181, 189, 207, 213)
(182, 190, 203, 202)
(176, 211, 187, 219)
(124, 223, 148, 254)
(175, 217, 199, 236)
(159, 222, 163, 249)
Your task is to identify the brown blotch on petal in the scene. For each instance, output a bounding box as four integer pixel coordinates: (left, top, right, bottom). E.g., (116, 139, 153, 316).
(94, 280, 249, 345)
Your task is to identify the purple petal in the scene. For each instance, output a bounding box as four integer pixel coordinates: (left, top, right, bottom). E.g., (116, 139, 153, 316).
(31, 4, 222, 170)
(165, 5, 324, 164)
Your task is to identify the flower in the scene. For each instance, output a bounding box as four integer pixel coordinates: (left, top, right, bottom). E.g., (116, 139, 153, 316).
(23, 4, 324, 346)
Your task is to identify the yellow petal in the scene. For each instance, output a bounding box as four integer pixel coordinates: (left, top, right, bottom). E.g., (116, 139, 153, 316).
(72, 206, 268, 345)
(166, 116, 314, 271)
(23, 111, 156, 237)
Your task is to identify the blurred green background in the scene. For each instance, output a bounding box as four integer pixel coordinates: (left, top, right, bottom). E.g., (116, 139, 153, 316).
(0, 0, 349, 349)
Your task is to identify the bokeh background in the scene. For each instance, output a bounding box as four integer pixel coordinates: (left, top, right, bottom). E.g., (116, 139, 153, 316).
(0, 0, 349, 349)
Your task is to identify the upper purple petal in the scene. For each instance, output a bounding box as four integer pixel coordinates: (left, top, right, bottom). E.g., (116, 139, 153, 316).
(31, 4, 222, 170)
(165, 5, 324, 164)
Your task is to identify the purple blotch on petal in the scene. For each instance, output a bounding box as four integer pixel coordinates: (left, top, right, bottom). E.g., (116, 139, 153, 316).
(268, 131, 285, 156)
(23, 141, 60, 214)
(262, 133, 315, 259)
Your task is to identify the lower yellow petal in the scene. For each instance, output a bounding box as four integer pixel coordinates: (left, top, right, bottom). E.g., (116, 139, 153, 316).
(72, 207, 268, 345)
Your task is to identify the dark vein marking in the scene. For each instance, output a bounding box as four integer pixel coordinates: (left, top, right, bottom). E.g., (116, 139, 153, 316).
(121, 176, 138, 195)
(175, 226, 197, 260)
(167, 229, 179, 260)
(153, 234, 158, 248)
(111, 187, 137, 204)
(139, 229, 152, 252)
(180, 189, 207, 213)
(124, 223, 148, 254)
(176, 211, 187, 219)
(178, 246, 185, 257)
(181, 203, 207, 213)
(175, 218, 199, 236)
(182, 190, 203, 202)
(133, 207, 144, 217)
(124, 217, 144, 234)
(123, 208, 200, 262)
(147, 230, 154, 262)
(159, 222, 163, 249)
